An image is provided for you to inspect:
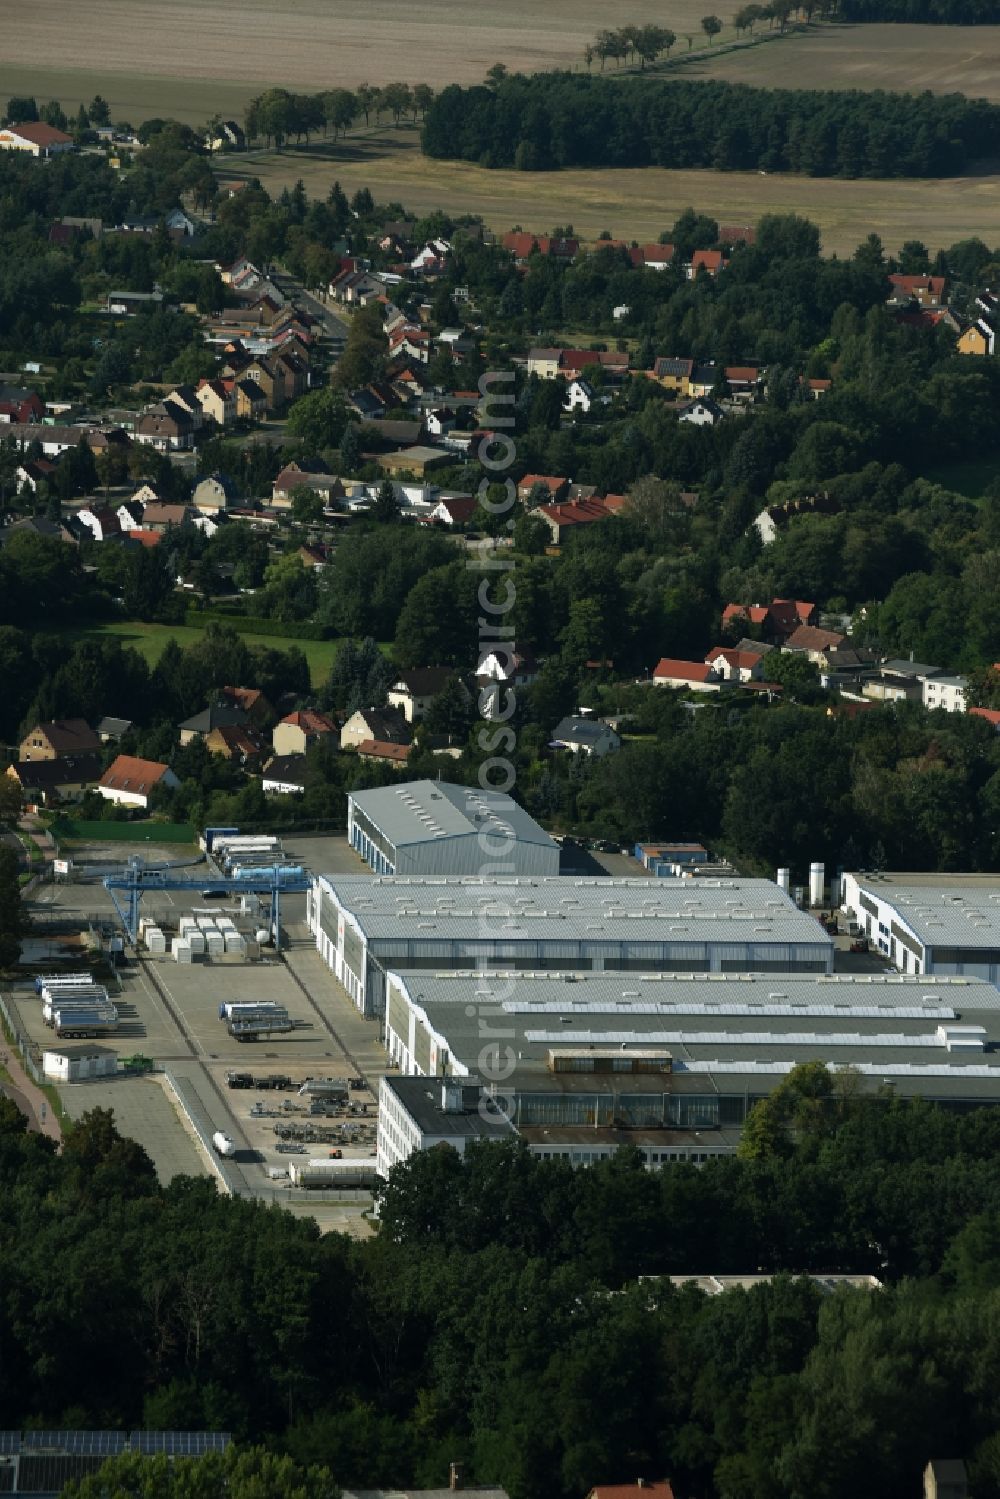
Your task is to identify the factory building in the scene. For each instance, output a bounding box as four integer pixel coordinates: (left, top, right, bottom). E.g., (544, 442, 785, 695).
(842, 873, 1000, 981)
(309, 875, 834, 1018)
(347, 780, 559, 877)
(375, 970, 1000, 1173)
(377, 1075, 518, 1178)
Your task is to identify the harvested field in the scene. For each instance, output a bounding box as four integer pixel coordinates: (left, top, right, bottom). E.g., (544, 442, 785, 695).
(231, 127, 1000, 258)
(0, 0, 738, 116)
(683, 22, 1000, 100)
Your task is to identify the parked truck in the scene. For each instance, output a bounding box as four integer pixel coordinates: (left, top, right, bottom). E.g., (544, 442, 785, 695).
(212, 1131, 236, 1158)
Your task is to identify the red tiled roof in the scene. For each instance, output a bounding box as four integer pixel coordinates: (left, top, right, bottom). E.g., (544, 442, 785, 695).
(99, 754, 172, 796)
(356, 738, 412, 763)
(722, 603, 769, 627)
(691, 249, 724, 272)
(970, 707, 1000, 727)
(131, 530, 162, 548)
(540, 498, 616, 527)
(785, 623, 844, 651)
(589, 1482, 675, 1499)
(706, 647, 764, 669)
(888, 273, 946, 298)
(653, 658, 715, 683)
(6, 121, 73, 147)
(280, 709, 336, 734)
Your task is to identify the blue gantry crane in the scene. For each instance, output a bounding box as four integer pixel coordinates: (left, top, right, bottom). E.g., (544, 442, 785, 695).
(103, 860, 311, 954)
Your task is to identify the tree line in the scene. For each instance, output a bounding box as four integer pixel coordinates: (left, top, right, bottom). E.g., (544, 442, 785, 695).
(835, 0, 1000, 19)
(243, 83, 435, 149)
(421, 73, 1000, 176)
(6, 1093, 1000, 1499)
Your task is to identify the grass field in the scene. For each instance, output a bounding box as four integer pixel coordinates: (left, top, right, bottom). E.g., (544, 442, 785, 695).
(685, 21, 1000, 99)
(79, 620, 343, 686)
(232, 125, 1000, 257)
(0, 0, 737, 124)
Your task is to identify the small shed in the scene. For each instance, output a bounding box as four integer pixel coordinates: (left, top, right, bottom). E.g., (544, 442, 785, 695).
(42, 1044, 119, 1083)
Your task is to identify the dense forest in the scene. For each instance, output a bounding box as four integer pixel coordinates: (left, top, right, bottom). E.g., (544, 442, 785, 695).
(838, 0, 1000, 20)
(7, 1091, 1000, 1499)
(421, 74, 1000, 176)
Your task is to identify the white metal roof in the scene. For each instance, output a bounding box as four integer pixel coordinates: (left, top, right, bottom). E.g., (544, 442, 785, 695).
(348, 781, 558, 851)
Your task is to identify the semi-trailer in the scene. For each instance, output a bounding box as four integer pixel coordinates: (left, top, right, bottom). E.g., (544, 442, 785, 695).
(212, 1131, 236, 1158)
(288, 1158, 378, 1189)
(33, 972, 93, 995)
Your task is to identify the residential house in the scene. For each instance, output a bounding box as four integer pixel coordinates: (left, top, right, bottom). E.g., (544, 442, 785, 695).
(689, 249, 726, 278)
(651, 357, 694, 395)
(687, 362, 720, 398)
(196, 379, 236, 428)
(887, 273, 947, 308)
(15, 458, 56, 494)
(957, 292, 999, 356)
(178, 701, 249, 746)
(388, 668, 465, 723)
(0, 515, 77, 547)
(106, 289, 166, 316)
(410, 238, 451, 271)
(526, 348, 562, 380)
(272, 709, 339, 757)
(76, 505, 123, 543)
(518, 474, 569, 505)
(502, 232, 579, 263)
(20, 718, 100, 762)
(139, 502, 194, 532)
(356, 738, 413, 767)
(923, 674, 968, 713)
(233, 377, 268, 421)
(704, 646, 766, 683)
(208, 120, 246, 151)
(923, 1461, 967, 1499)
(98, 754, 179, 809)
(677, 397, 725, 426)
(652, 658, 722, 693)
(478, 648, 540, 687)
(379, 445, 451, 478)
(261, 754, 308, 794)
(193, 473, 240, 514)
(96, 716, 132, 742)
(782, 623, 846, 665)
(537, 495, 620, 544)
(241, 358, 282, 410)
(219, 685, 273, 727)
(725, 365, 762, 402)
(0, 385, 44, 424)
(628, 242, 676, 270)
(134, 405, 195, 451)
(7, 753, 102, 806)
(551, 715, 621, 756)
(803, 377, 832, 399)
(970, 707, 1000, 730)
(436, 327, 477, 361)
(560, 349, 629, 380)
(425, 408, 456, 439)
(204, 722, 267, 763)
(339, 706, 411, 752)
(271, 459, 339, 508)
(586, 1483, 675, 1499)
(721, 597, 816, 641)
(565, 378, 607, 413)
(0, 122, 75, 157)
(428, 494, 477, 527)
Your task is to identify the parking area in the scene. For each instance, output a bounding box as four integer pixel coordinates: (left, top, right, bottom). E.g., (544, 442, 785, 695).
(60, 1074, 208, 1184)
(13, 837, 383, 1223)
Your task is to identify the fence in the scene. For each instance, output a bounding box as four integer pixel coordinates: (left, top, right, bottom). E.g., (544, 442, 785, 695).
(49, 819, 197, 844)
(0, 990, 43, 1087)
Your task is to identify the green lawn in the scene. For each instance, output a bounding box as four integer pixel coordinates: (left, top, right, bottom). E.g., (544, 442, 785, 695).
(82, 621, 346, 687)
(922, 456, 1000, 501)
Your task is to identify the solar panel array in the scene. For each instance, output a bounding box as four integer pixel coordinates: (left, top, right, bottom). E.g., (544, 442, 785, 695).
(0, 1431, 231, 1457)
